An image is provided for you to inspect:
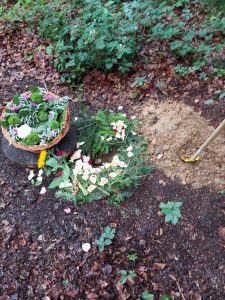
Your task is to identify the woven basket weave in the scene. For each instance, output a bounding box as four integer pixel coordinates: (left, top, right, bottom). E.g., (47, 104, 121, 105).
(1, 92, 70, 153)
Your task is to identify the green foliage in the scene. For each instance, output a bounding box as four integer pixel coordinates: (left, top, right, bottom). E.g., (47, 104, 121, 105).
(31, 92, 43, 103)
(24, 132, 40, 145)
(8, 115, 20, 126)
(159, 201, 182, 225)
(38, 110, 48, 122)
(202, 0, 225, 15)
(142, 291, 154, 300)
(127, 253, 138, 262)
(50, 120, 60, 130)
(3, 0, 225, 81)
(49, 110, 150, 205)
(133, 76, 147, 87)
(120, 270, 137, 285)
(96, 226, 116, 252)
(75, 110, 129, 160)
(204, 98, 214, 106)
(160, 295, 172, 300)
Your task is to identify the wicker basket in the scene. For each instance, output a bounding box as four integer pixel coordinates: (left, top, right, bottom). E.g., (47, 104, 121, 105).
(1, 92, 70, 153)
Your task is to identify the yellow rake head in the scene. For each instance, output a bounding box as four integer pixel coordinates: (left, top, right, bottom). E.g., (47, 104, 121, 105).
(181, 156, 200, 163)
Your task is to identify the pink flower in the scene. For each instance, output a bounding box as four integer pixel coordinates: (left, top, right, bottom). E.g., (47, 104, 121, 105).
(43, 94, 55, 101)
(21, 91, 32, 99)
(57, 170, 63, 177)
(10, 105, 21, 111)
(56, 151, 64, 156)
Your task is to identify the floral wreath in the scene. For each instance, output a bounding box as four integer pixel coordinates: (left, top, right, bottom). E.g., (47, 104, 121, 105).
(28, 110, 152, 205)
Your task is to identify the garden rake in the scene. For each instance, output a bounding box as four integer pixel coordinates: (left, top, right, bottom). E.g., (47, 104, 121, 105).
(182, 118, 225, 163)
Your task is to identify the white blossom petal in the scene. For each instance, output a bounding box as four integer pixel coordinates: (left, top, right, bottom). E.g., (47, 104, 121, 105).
(28, 170, 35, 181)
(38, 169, 43, 177)
(99, 177, 108, 186)
(17, 124, 32, 139)
(126, 146, 133, 152)
(127, 151, 134, 158)
(118, 106, 123, 110)
(37, 176, 43, 182)
(39, 187, 46, 195)
(89, 175, 97, 184)
(109, 172, 118, 178)
(87, 184, 97, 193)
(82, 243, 91, 252)
(71, 149, 82, 161)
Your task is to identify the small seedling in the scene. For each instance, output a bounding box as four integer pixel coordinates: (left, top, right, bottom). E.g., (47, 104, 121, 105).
(204, 98, 214, 106)
(120, 270, 137, 285)
(159, 201, 182, 225)
(217, 189, 225, 195)
(142, 291, 154, 300)
(96, 226, 116, 252)
(62, 279, 69, 286)
(127, 253, 138, 262)
(156, 81, 163, 90)
(133, 76, 147, 87)
(160, 294, 172, 300)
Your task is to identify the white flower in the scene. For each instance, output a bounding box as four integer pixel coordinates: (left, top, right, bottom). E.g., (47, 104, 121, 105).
(111, 155, 120, 167)
(118, 105, 123, 110)
(126, 146, 133, 152)
(95, 168, 102, 174)
(103, 163, 111, 169)
(87, 184, 96, 193)
(131, 131, 137, 135)
(28, 170, 35, 181)
(73, 160, 83, 175)
(117, 120, 125, 127)
(82, 243, 91, 252)
(17, 124, 32, 139)
(131, 116, 136, 120)
(39, 187, 46, 195)
(77, 141, 85, 148)
(71, 149, 82, 161)
(106, 137, 113, 141)
(101, 136, 105, 141)
(121, 128, 125, 140)
(122, 113, 126, 117)
(90, 168, 96, 174)
(115, 132, 121, 139)
(74, 117, 78, 121)
(82, 172, 89, 181)
(59, 181, 72, 189)
(127, 151, 134, 158)
(83, 156, 91, 163)
(37, 176, 43, 182)
(82, 163, 91, 172)
(99, 177, 108, 186)
(119, 161, 128, 168)
(64, 208, 71, 214)
(38, 169, 43, 177)
(109, 172, 118, 178)
(89, 175, 97, 184)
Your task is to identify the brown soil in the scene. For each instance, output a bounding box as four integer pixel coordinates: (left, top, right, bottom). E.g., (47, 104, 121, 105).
(136, 99, 225, 189)
(1, 18, 225, 300)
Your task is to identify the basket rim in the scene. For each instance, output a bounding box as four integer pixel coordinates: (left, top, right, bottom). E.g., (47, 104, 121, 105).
(1, 91, 70, 153)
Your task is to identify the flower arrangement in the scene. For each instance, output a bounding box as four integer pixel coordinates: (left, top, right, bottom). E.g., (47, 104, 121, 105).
(1, 86, 68, 146)
(42, 110, 153, 205)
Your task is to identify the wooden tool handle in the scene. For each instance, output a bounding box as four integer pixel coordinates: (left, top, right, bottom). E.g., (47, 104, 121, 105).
(191, 119, 225, 161)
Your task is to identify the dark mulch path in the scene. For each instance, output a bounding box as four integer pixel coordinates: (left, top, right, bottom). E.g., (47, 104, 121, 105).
(0, 22, 225, 300)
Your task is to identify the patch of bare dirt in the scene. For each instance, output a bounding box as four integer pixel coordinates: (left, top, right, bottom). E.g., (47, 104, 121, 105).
(136, 99, 225, 189)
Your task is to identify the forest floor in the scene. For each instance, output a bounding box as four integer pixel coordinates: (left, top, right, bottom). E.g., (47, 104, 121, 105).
(0, 25, 225, 300)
